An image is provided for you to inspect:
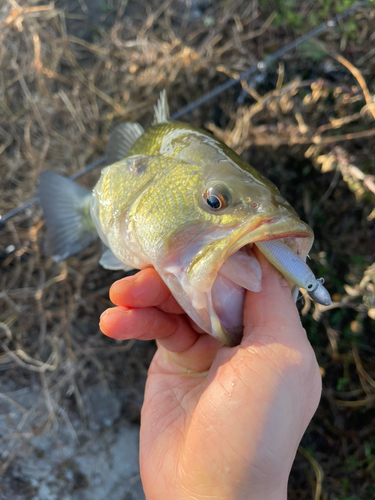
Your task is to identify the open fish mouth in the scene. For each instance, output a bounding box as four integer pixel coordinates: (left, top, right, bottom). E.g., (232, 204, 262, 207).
(208, 238, 299, 346)
(209, 243, 260, 345)
(185, 217, 331, 346)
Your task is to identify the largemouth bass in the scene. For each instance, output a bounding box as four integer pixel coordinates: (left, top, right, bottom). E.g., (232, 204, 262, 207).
(38, 91, 331, 346)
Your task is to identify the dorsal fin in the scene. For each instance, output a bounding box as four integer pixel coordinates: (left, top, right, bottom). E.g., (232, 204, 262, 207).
(153, 90, 170, 125)
(105, 122, 144, 164)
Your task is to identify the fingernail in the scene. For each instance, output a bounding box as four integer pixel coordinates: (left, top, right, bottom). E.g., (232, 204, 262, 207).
(125, 273, 139, 282)
(112, 274, 139, 291)
(100, 307, 131, 339)
(100, 309, 109, 321)
(100, 307, 130, 322)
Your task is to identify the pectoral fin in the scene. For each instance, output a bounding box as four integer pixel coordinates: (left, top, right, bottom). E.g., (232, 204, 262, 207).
(99, 248, 135, 271)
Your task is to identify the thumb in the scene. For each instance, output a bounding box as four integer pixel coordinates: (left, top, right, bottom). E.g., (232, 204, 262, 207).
(242, 246, 306, 346)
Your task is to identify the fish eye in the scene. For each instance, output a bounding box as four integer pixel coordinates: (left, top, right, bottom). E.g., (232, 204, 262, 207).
(203, 185, 231, 211)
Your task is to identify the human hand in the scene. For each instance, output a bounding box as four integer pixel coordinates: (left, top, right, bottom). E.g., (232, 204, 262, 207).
(99, 249, 322, 500)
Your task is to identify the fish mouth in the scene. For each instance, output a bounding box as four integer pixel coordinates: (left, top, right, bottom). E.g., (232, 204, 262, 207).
(187, 216, 314, 346)
(224, 216, 312, 259)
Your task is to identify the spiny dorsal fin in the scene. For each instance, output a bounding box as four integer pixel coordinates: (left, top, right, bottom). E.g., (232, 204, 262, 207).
(106, 122, 144, 164)
(153, 90, 170, 125)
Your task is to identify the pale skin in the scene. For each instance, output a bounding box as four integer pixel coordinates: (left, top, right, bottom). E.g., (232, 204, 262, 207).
(99, 248, 322, 500)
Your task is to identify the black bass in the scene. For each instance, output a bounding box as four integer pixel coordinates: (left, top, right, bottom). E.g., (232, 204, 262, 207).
(38, 91, 331, 346)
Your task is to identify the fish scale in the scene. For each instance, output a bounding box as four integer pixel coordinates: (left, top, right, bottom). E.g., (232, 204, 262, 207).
(129, 164, 208, 253)
(95, 157, 164, 230)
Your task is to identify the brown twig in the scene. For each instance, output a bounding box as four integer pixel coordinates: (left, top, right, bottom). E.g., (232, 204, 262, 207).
(330, 50, 375, 120)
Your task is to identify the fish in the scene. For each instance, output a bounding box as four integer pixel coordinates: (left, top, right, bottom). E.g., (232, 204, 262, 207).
(38, 91, 331, 347)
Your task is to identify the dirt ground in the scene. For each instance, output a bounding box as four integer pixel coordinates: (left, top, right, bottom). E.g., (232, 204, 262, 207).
(1, 1, 375, 499)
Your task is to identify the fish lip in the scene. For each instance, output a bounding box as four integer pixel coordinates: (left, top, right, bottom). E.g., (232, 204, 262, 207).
(222, 215, 314, 264)
(187, 214, 314, 293)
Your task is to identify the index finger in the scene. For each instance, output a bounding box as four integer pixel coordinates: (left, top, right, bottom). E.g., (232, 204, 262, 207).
(109, 268, 184, 314)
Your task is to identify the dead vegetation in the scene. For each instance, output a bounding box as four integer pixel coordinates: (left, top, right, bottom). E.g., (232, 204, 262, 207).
(0, 1, 375, 499)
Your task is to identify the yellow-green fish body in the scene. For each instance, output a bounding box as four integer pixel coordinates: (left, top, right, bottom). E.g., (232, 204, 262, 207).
(39, 92, 330, 347)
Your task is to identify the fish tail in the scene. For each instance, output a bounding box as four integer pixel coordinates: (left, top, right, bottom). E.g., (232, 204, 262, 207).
(38, 171, 97, 262)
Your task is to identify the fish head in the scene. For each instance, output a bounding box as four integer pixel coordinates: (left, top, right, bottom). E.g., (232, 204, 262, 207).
(156, 154, 314, 346)
(92, 123, 314, 347)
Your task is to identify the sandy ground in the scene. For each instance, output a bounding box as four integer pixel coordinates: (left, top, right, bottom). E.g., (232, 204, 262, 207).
(1, 377, 145, 499)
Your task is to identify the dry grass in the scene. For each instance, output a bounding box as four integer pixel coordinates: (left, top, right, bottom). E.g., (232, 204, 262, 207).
(0, 0, 375, 498)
